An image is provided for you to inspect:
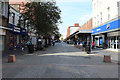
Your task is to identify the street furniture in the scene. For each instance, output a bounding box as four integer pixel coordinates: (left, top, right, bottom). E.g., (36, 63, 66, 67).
(103, 55, 111, 63)
(8, 55, 15, 63)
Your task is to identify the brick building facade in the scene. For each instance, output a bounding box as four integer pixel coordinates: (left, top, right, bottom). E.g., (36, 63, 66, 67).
(67, 23, 80, 37)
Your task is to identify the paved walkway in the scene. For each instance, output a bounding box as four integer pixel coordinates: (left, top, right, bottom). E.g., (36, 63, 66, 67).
(90, 48, 119, 63)
(2, 42, 119, 78)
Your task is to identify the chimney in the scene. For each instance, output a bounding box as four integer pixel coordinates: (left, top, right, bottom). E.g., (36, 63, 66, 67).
(74, 23, 79, 27)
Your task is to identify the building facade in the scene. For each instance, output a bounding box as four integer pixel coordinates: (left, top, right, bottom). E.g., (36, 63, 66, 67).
(67, 23, 80, 37)
(66, 19, 93, 45)
(9, 0, 31, 13)
(0, 1, 9, 51)
(9, 6, 27, 50)
(76, 18, 93, 44)
(92, 0, 120, 51)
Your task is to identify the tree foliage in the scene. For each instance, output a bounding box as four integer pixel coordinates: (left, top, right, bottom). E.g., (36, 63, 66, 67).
(22, 1, 61, 36)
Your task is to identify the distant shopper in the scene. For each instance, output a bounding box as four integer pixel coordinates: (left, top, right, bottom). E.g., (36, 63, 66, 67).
(26, 40, 30, 46)
(82, 40, 87, 51)
(52, 39, 55, 46)
(92, 41, 95, 49)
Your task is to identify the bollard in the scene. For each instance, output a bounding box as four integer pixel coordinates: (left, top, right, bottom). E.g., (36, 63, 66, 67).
(103, 55, 111, 63)
(8, 55, 15, 63)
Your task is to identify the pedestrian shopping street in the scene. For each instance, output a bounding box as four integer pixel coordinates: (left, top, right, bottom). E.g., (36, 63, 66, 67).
(2, 42, 119, 78)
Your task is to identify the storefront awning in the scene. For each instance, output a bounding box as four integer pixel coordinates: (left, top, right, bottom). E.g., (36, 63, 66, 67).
(77, 29, 91, 34)
(67, 31, 79, 39)
(0, 26, 12, 30)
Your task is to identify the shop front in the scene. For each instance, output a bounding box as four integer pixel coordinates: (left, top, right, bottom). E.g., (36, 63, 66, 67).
(9, 24, 21, 50)
(0, 28, 6, 51)
(0, 26, 11, 51)
(77, 29, 91, 45)
(92, 18, 120, 51)
(107, 31, 120, 51)
(20, 28, 27, 47)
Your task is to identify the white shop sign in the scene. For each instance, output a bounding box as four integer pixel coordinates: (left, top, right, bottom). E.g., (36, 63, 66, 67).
(107, 31, 120, 37)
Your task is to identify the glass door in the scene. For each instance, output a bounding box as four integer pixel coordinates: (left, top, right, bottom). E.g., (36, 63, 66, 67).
(108, 37, 111, 48)
(114, 37, 116, 49)
(111, 37, 114, 49)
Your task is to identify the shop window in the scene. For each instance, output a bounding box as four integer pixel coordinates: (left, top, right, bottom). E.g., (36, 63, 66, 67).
(12, 12, 15, 24)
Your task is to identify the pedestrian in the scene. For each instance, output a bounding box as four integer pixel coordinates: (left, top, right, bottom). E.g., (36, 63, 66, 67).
(87, 41, 91, 54)
(92, 41, 95, 49)
(21, 40, 25, 51)
(82, 40, 87, 51)
(26, 40, 30, 46)
(52, 39, 55, 46)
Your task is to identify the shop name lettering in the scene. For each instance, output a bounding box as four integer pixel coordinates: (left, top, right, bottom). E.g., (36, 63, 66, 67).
(97, 28, 101, 31)
(22, 30, 26, 32)
(14, 27, 20, 33)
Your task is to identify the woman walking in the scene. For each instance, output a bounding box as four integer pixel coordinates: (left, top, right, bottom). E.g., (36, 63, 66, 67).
(92, 41, 95, 49)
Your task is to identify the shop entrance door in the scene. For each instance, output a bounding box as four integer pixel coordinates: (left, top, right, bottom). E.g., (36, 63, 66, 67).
(109, 37, 117, 49)
(95, 38, 99, 47)
(111, 37, 114, 49)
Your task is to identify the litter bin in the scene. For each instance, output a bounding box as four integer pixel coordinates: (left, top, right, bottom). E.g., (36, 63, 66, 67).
(28, 44, 34, 53)
(85, 45, 91, 54)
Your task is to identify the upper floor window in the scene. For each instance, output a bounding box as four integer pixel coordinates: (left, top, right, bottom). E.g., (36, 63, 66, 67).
(94, 17, 96, 27)
(100, 12, 102, 24)
(12, 12, 15, 24)
(97, 15, 99, 25)
(107, 7, 110, 20)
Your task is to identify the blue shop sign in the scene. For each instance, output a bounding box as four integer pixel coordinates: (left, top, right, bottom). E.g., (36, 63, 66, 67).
(92, 19, 120, 34)
(14, 26, 21, 33)
(9, 24, 21, 34)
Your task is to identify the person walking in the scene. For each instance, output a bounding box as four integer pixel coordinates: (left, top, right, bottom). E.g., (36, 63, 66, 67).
(82, 40, 87, 51)
(52, 39, 55, 46)
(92, 41, 95, 49)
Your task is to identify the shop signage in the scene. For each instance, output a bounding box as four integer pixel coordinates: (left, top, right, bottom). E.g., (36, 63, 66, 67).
(106, 24, 110, 29)
(10, 24, 21, 33)
(22, 30, 26, 32)
(92, 19, 120, 34)
(107, 31, 120, 36)
(79, 30, 91, 33)
(14, 27, 20, 33)
(21, 28, 27, 35)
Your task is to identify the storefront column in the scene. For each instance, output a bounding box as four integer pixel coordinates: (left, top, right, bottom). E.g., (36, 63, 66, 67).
(102, 33, 107, 49)
(116, 36, 117, 49)
(92, 35, 95, 42)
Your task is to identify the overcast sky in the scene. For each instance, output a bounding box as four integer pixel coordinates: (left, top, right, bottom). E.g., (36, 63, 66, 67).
(56, 0, 92, 39)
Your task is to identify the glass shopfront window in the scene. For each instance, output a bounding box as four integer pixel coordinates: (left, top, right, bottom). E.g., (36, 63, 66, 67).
(108, 36, 120, 49)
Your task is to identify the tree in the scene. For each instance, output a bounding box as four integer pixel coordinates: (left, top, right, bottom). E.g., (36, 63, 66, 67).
(22, 1, 61, 36)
